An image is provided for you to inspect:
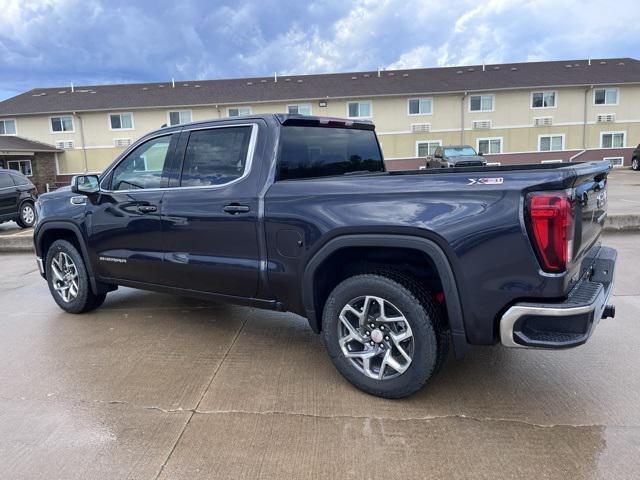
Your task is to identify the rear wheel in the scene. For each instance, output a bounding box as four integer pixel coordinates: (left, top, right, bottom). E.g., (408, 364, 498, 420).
(16, 202, 36, 228)
(322, 273, 448, 398)
(45, 239, 107, 314)
(632, 158, 640, 171)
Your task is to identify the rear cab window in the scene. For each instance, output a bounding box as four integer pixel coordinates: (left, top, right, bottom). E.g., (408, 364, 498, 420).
(277, 126, 384, 180)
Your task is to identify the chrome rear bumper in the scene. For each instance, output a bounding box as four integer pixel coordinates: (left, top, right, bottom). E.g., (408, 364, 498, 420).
(500, 246, 616, 349)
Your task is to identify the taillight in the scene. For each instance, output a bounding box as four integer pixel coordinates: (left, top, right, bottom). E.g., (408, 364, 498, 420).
(527, 190, 574, 273)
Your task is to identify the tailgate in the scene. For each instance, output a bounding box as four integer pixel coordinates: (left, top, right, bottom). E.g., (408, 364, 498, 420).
(572, 162, 610, 260)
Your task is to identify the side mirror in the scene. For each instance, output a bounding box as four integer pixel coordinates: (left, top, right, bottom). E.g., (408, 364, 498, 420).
(478, 152, 484, 156)
(71, 175, 100, 194)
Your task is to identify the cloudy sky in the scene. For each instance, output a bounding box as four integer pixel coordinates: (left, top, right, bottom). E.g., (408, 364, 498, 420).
(0, 0, 638, 100)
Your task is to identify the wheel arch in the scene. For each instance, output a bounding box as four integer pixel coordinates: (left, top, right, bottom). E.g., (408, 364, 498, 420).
(302, 234, 469, 357)
(35, 221, 103, 294)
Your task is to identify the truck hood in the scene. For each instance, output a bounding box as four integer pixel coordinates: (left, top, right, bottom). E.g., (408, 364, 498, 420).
(448, 155, 486, 164)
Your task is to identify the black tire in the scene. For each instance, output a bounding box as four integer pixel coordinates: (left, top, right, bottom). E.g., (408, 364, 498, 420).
(632, 158, 640, 171)
(16, 201, 36, 228)
(45, 239, 107, 314)
(322, 273, 448, 398)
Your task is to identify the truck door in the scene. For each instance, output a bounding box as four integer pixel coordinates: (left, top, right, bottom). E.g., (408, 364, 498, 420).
(86, 133, 178, 283)
(160, 122, 262, 298)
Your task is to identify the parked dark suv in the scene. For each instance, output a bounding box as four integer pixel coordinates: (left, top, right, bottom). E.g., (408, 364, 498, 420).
(0, 168, 38, 228)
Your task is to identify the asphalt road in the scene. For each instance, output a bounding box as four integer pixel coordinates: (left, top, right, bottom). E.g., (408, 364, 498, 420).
(0, 233, 639, 479)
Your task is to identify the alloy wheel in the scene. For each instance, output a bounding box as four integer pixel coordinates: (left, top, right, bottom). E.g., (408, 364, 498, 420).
(21, 204, 35, 225)
(51, 252, 80, 302)
(338, 295, 414, 380)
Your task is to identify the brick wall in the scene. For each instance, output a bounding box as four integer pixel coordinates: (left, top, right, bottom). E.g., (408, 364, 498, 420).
(32, 152, 58, 193)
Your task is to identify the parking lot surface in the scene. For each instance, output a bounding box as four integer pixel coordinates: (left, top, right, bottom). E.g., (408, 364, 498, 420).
(0, 233, 639, 479)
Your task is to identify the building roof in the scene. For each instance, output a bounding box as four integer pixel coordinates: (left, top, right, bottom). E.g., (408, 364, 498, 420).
(0, 135, 62, 153)
(1, 58, 639, 116)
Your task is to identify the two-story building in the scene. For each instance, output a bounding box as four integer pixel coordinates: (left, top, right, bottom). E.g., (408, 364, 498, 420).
(0, 57, 638, 191)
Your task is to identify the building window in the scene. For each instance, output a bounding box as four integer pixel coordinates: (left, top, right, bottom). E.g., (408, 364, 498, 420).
(601, 132, 625, 148)
(109, 113, 134, 130)
(347, 101, 372, 118)
(594, 88, 618, 105)
(50, 115, 74, 133)
(603, 156, 624, 167)
(228, 107, 251, 117)
(477, 137, 503, 154)
(287, 104, 312, 115)
(168, 110, 192, 126)
(0, 119, 17, 135)
(408, 98, 432, 116)
(416, 140, 441, 157)
(531, 91, 556, 108)
(7, 159, 32, 176)
(538, 134, 564, 151)
(469, 94, 494, 112)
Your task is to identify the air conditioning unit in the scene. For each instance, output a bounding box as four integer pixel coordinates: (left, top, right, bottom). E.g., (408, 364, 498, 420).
(472, 120, 491, 130)
(411, 123, 431, 133)
(114, 138, 132, 147)
(534, 117, 553, 127)
(55, 141, 74, 149)
(596, 113, 615, 123)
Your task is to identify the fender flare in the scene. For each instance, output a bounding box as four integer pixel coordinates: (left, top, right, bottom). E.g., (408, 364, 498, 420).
(302, 234, 469, 358)
(34, 220, 102, 294)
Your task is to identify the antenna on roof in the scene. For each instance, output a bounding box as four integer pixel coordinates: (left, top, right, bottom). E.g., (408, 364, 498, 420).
(71, 82, 75, 93)
(377, 67, 382, 78)
(588, 57, 592, 66)
(171, 77, 175, 88)
(482, 59, 486, 72)
(274, 72, 278, 83)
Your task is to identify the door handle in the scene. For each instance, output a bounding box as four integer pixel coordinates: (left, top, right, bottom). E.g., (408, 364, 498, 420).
(223, 204, 250, 214)
(137, 205, 157, 213)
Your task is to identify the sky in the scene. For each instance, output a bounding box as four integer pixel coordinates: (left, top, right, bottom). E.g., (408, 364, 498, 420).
(0, 0, 638, 101)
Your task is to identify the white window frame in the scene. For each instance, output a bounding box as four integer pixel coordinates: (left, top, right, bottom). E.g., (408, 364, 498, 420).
(476, 137, 503, 154)
(49, 115, 75, 133)
(6, 159, 33, 176)
(227, 106, 252, 117)
(287, 104, 313, 115)
(603, 156, 624, 167)
(530, 90, 557, 109)
(593, 88, 619, 106)
(538, 134, 565, 152)
(346, 100, 373, 119)
(600, 131, 626, 148)
(167, 109, 193, 126)
(407, 98, 433, 116)
(0, 118, 17, 136)
(415, 140, 442, 157)
(108, 112, 135, 131)
(468, 94, 494, 113)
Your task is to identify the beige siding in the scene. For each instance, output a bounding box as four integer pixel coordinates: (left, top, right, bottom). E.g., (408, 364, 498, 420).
(2, 83, 640, 175)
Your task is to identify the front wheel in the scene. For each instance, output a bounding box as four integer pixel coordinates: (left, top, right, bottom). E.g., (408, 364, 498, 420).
(322, 274, 448, 398)
(45, 239, 107, 314)
(16, 202, 36, 228)
(632, 158, 640, 171)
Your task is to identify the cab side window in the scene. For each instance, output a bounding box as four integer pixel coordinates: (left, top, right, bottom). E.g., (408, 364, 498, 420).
(180, 126, 252, 187)
(111, 135, 173, 191)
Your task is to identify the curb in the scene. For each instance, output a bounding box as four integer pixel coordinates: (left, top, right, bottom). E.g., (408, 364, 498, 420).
(0, 233, 34, 253)
(603, 214, 640, 232)
(0, 214, 639, 254)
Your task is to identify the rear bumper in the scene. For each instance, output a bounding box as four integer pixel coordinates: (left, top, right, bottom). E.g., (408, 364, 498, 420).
(500, 246, 616, 349)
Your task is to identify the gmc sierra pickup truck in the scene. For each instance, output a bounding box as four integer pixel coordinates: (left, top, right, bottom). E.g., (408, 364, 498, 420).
(34, 114, 616, 398)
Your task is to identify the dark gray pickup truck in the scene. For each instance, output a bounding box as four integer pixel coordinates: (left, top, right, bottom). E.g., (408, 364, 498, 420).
(33, 114, 616, 398)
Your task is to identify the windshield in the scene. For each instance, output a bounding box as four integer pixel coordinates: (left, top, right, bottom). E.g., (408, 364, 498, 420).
(444, 146, 477, 157)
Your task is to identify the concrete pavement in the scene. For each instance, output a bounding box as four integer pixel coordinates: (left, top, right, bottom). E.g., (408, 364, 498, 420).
(0, 232, 639, 479)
